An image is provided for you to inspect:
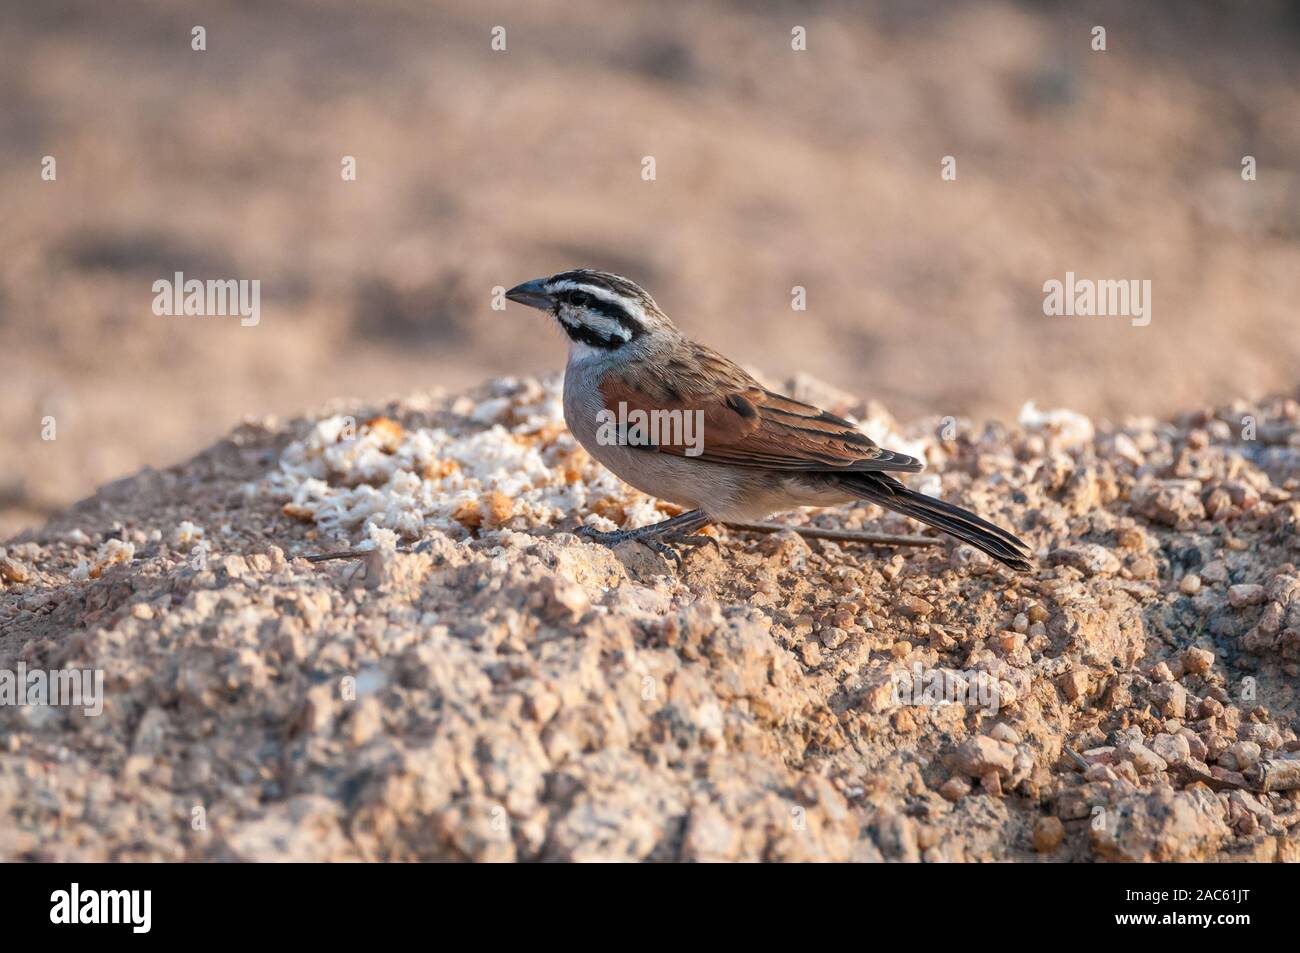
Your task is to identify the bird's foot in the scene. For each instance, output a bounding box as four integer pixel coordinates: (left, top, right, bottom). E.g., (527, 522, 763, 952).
(660, 531, 722, 553)
(575, 519, 718, 569)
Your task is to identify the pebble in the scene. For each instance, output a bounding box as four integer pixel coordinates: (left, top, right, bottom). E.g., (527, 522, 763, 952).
(1219, 741, 1262, 771)
(0, 556, 31, 583)
(800, 641, 823, 667)
(1200, 560, 1228, 584)
(1033, 816, 1065, 852)
(1081, 746, 1116, 765)
(999, 631, 1025, 653)
(1131, 479, 1206, 527)
(221, 555, 248, 579)
(897, 595, 935, 619)
(989, 723, 1021, 744)
(1050, 543, 1121, 576)
(953, 736, 1016, 777)
(1180, 729, 1209, 761)
(939, 777, 970, 802)
(1181, 646, 1214, 675)
(1148, 661, 1173, 683)
(1085, 764, 1118, 782)
(1058, 670, 1089, 701)
(1151, 682, 1188, 720)
(1130, 556, 1158, 579)
(1111, 760, 1143, 784)
(1228, 584, 1265, 608)
(1116, 740, 1168, 775)
(821, 627, 849, 649)
(1151, 732, 1191, 765)
(1204, 488, 1233, 519)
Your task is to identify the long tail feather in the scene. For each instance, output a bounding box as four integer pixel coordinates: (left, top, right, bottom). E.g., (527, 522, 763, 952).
(842, 474, 1034, 571)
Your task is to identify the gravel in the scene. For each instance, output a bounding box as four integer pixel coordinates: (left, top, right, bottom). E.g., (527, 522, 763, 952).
(2, 375, 1300, 861)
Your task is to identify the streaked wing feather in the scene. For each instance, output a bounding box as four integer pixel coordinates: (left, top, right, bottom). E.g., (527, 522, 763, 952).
(598, 354, 924, 474)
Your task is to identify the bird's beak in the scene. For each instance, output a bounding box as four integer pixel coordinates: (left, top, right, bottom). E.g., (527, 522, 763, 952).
(505, 278, 554, 311)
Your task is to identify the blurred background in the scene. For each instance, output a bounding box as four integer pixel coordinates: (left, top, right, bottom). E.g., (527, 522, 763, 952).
(3, 0, 1300, 536)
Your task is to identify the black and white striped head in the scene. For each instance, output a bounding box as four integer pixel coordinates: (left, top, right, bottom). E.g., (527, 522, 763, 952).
(505, 270, 673, 354)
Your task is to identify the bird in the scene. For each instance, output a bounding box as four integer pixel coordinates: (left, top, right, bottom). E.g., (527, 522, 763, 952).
(505, 269, 1033, 571)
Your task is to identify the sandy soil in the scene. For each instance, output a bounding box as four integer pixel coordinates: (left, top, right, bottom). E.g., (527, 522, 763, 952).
(4, 0, 1300, 536)
(2, 374, 1298, 861)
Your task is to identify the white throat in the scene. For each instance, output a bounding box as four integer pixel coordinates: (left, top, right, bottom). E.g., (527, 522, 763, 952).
(566, 338, 619, 366)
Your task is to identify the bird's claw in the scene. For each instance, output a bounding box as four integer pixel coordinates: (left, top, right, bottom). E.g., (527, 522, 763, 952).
(645, 539, 682, 569)
(665, 532, 721, 553)
(573, 524, 717, 569)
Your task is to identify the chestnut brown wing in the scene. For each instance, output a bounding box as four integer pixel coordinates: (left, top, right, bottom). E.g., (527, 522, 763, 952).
(597, 360, 923, 474)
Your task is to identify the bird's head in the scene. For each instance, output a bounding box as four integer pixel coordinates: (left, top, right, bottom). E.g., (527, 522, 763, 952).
(505, 269, 676, 357)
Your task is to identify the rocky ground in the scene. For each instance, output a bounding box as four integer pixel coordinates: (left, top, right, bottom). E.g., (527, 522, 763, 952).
(2, 374, 1300, 862)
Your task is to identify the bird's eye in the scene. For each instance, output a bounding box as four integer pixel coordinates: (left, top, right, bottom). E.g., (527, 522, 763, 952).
(568, 291, 590, 307)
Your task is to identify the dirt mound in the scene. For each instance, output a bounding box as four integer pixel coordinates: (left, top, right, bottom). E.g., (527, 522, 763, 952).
(2, 375, 1299, 861)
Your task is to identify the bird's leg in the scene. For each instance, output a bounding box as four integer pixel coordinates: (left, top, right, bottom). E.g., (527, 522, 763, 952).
(575, 509, 718, 566)
(576, 508, 713, 543)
